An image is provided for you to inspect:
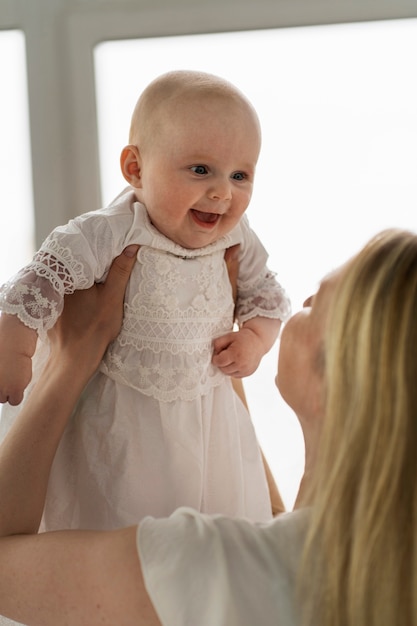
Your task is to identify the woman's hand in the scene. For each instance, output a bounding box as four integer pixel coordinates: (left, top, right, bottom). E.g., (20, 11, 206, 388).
(48, 244, 139, 376)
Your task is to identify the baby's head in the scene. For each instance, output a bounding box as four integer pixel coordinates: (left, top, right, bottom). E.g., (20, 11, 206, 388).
(120, 70, 261, 249)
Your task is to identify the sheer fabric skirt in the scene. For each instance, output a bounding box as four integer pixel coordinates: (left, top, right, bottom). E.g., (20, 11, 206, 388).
(39, 372, 272, 530)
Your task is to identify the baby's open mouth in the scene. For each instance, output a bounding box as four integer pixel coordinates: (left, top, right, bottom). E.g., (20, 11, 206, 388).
(191, 209, 220, 225)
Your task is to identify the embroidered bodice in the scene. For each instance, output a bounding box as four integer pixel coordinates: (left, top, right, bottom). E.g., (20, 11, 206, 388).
(0, 188, 291, 401)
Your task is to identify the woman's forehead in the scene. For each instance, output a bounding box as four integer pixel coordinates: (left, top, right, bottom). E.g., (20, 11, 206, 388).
(312, 268, 341, 310)
(321, 265, 343, 291)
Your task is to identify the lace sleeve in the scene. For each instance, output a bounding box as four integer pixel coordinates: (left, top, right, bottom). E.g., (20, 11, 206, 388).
(0, 214, 116, 337)
(234, 218, 291, 324)
(235, 269, 291, 324)
(0, 248, 90, 339)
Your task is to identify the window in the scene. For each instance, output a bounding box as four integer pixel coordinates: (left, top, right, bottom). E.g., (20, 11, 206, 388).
(94, 20, 417, 506)
(0, 30, 34, 286)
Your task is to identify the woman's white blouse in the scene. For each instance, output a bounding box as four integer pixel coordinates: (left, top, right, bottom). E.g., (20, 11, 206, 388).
(138, 507, 308, 626)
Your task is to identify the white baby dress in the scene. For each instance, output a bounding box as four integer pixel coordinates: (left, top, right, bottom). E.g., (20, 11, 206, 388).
(0, 187, 291, 530)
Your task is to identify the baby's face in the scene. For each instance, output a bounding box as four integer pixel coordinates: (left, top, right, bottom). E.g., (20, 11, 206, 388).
(135, 96, 261, 249)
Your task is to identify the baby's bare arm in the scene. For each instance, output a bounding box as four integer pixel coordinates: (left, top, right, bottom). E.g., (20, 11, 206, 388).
(212, 317, 281, 378)
(0, 314, 37, 405)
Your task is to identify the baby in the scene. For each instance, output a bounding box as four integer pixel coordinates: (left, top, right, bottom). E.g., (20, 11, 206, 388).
(0, 70, 291, 530)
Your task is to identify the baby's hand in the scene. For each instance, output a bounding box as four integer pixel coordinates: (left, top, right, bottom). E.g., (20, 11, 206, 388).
(212, 328, 264, 378)
(0, 314, 37, 405)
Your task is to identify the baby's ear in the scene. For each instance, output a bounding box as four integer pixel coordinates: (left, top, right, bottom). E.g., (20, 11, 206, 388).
(120, 145, 142, 187)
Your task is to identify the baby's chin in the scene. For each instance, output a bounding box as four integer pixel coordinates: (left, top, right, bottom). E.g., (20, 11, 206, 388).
(150, 213, 235, 250)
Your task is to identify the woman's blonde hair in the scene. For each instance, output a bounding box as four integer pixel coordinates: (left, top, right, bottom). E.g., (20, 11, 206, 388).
(302, 228, 417, 626)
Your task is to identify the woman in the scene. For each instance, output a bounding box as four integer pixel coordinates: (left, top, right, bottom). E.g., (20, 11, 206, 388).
(0, 229, 416, 626)
(297, 228, 417, 626)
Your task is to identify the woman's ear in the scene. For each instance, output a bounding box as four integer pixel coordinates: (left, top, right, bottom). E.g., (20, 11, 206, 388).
(120, 145, 142, 187)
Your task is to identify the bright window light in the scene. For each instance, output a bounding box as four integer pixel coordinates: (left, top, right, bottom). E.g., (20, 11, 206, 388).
(0, 30, 34, 286)
(94, 20, 417, 508)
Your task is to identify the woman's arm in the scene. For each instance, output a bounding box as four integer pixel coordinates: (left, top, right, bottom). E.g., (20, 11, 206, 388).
(0, 245, 161, 625)
(0, 526, 160, 626)
(0, 245, 139, 536)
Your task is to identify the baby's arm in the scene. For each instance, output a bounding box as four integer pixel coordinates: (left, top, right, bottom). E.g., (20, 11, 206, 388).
(0, 209, 130, 405)
(0, 314, 37, 405)
(212, 316, 281, 378)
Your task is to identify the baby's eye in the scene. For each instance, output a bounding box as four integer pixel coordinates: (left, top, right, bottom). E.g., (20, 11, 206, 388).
(190, 165, 208, 175)
(231, 172, 247, 181)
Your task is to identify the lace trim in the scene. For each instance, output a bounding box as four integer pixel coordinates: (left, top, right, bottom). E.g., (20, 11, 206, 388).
(100, 352, 225, 402)
(237, 270, 291, 323)
(0, 240, 91, 334)
(0, 279, 59, 333)
(34, 239, 90, 294)
(120, 304, 231, 355)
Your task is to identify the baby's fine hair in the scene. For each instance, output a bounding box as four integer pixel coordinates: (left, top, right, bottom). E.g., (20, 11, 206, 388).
(128, 69, 259, 146)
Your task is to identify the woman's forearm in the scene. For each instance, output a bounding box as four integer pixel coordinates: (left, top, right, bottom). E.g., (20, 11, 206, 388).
(0, 245, 139, 538)
(0, 354, 94, 536)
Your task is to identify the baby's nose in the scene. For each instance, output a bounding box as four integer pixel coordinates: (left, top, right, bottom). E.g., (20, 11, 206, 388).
(207, 178, 232, 201)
